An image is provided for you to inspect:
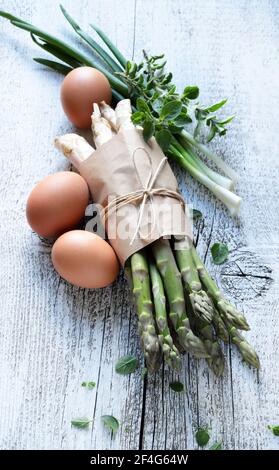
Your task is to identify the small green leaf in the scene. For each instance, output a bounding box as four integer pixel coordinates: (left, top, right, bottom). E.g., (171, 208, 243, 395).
(141, 367, 148, 379)
(126, 60, 132, 72)
(101, 415, 119, 435)
(195, 428, 210, 447)
(160, 100, 182, 121)
(211, 242, 229, 265)
(33, 58, 73, 75)
(170, 381, 184, 392)
(209, 441, 222, 450)
(218, 114, 236, 125)
(183, 85, 199, 100)
(268, 425, 279, 436)
(152, 53, 165, 60)
(81, 381, 96, 390)
(207, 125, 217, 143)
(131, 111, 145, 124)
(136, 97, 151, 114)
(155, 129, 172, 152)
(152, 98, 163, 114)
(192, 209, 203, 220)
(115, 355, 139, 375)
(173, 114, 192, 127)
(71, 417, 92, 429)
(206, 99, 227, 113)
(143, 120, 155, 142)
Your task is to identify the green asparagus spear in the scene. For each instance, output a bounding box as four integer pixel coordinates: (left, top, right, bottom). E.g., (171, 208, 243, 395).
(212, 308, 229, 343)
(174, 237, 213, 324)
(124, 258, 133, 288)
(130, 251, 162, 373)
(173, 237, 224, 375)
(151, 239, 209, 358)
(190, 246, 250, 331)
(149, 259, 182, 371)
(225, 322, 260, 369)
(195, 318, 225, 376)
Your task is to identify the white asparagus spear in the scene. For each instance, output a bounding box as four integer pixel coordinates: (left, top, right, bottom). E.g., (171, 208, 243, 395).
(115, 99, 134, 132)
(54, 133, 94, 168)
(99, 101, 117, 132)
(91, 103, 113, 148)
(55, 99, 134, 168)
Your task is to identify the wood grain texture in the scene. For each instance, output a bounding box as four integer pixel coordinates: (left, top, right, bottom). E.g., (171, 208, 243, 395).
(0, 0, 278, 450)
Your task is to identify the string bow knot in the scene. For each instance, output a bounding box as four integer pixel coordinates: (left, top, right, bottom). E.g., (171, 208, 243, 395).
(102, 147, 185, 245)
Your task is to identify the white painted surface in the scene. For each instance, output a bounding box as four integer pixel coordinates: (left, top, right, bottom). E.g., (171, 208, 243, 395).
(0, 0, 278, 450)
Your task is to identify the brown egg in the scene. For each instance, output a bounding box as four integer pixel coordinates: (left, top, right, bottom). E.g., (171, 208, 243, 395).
(61, 67, 112, 128)
(51, 230, 119, 288)
(26, 172, 89, 238)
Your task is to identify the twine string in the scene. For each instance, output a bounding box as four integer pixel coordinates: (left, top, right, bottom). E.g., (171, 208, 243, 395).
(101, 147, 185, 245)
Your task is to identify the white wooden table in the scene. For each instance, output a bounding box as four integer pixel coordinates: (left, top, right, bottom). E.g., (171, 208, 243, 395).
(0, 0, 278, 450)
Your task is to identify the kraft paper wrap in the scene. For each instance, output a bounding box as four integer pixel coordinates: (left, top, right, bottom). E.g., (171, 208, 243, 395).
(79, 128, 192, 266)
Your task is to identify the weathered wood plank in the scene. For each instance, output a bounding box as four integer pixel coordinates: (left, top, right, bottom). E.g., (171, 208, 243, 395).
(0, 0, 278, 451)
(131, 0, 279, 451)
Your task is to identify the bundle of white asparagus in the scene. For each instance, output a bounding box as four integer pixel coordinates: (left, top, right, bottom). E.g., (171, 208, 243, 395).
(55, 99, 259, 374)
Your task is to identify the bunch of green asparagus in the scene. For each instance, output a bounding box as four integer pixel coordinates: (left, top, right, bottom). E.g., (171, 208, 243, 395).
(126, 237, 259, 374)
(55, 99, 259, 375)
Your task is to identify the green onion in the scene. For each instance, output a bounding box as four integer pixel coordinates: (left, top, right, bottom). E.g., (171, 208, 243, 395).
(181, 129, 238, 182)
(60, 5, 122, 73)
(33, 58, 73, 75)
(176, 137, 234, 190)
(90, 23, 127, 68)
(6, 15, 129, 96)
(31, 34, 82, 69)
(169, 143, 242, 215)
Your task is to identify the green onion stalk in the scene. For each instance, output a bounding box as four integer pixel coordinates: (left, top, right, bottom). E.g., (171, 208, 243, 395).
(1, 5, 242, 215)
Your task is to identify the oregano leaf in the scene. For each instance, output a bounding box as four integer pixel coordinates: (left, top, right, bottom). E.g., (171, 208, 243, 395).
(209, 441, 222, 450)
(143, 120, 155, 142)
(195, 428, 210, 447)
(81, 381, 96, 390)
(211, 242, 229, 265)
(183, 85, 199, 100)
(169, 381, 184, 392)
(192, 209, 203, 220)
(71, 417, 92, 429)
(160, 100, 182, 121)
(206, 99, 227, 113)
(155, 129, 172, 152)
(136, 97, 151, 114)
(101, 415, 119, 435)
(115, 355, 139, 375)
(268, 425, 279, 436)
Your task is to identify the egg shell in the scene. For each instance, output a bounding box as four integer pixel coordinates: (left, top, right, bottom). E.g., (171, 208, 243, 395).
(51, 230, 119, 289)
(61, 67, 112, 128)
(26, 172, 89, 238)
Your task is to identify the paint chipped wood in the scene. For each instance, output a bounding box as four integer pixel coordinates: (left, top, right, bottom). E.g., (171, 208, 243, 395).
(0, 0, 278, 451)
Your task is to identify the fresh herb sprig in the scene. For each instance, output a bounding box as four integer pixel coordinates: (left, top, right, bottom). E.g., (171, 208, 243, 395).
(123, 52, 234, 148)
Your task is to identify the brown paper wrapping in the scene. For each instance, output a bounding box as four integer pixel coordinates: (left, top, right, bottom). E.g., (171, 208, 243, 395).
(79, 128, 192, 266)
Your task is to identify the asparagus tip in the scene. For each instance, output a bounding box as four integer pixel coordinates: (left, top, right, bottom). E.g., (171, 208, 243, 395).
(93, 102, 101, 116)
